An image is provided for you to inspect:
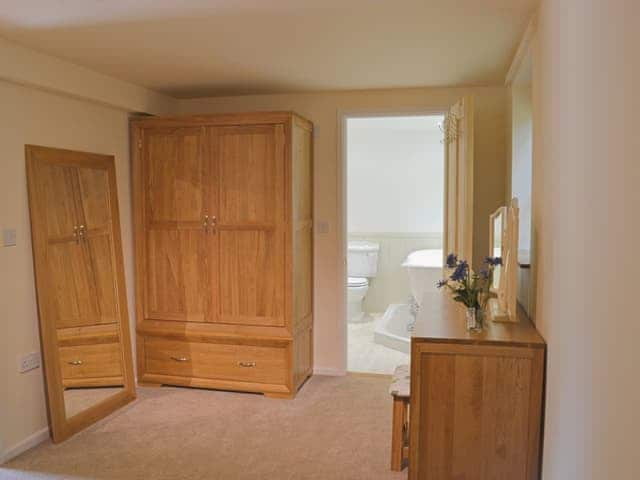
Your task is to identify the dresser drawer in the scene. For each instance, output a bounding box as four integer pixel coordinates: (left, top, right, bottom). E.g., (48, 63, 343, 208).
(59, 342, 124, 380)
(145, 338, 288, 386)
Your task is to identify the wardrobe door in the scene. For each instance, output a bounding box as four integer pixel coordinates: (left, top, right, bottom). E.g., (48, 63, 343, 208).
(75, 166, 120, 325)
(144, 127, 213, 322)
(36, 162, 102, 329)
(211, 124, 286, 327)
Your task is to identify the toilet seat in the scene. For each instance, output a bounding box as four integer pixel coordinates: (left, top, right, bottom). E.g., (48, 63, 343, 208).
(348, 276, 368, 288)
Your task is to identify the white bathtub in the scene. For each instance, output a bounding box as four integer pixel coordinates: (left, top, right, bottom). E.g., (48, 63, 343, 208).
(402, 248, 443, 306)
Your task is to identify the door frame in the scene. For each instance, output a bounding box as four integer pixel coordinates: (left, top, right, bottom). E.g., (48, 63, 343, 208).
(337, 107, 447, 373)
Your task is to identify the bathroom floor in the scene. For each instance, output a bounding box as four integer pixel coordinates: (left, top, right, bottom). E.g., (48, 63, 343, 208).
(347, 315, 410, 375)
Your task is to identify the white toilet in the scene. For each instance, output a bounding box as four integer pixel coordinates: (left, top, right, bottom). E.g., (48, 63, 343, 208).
(347, 240, 380, 323)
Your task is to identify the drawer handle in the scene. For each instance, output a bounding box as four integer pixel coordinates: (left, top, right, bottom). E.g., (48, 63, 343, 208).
(170, 356, 189, 362)
(67, 360, 83, 366)
(238, 361, 256, 368)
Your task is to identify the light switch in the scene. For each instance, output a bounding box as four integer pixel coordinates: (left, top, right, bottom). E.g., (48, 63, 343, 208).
(3, 228, 16, 247)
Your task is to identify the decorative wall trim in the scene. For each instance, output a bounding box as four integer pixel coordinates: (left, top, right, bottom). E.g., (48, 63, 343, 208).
(439, 112, 459, 144)
(505, 15, 538, 86)
(0, 427, 49, 464)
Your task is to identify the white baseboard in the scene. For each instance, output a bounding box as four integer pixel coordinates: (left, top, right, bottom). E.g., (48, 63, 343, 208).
(0, 427, 49, 465)
(313, 367, 346, 376)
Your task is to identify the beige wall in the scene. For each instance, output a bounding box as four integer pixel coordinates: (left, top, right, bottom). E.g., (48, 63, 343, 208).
(0, 86, 156, 460)
(178, 86, 507, 374)
(0, 37, 176, 460)
(0, 79, 138, 457)
(530, 0, 638, 477)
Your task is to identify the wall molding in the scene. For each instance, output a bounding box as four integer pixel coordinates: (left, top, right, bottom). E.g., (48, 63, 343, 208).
(0, 427, 49, 464)
(505, 15, 537, 86)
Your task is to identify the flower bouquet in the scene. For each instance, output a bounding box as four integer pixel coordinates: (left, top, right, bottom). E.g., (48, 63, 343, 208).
(437, 254, 502, 331)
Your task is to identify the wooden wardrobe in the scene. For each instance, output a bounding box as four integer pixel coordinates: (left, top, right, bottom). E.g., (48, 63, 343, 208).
(131, 112, 313, 398)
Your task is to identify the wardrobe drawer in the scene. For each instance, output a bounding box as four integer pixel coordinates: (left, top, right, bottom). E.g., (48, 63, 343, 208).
(145, 338, 288, 386)
(59, 343, 124, 380)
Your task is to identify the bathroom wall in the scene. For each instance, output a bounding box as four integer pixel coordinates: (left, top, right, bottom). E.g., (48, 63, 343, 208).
(349, 233, 441, 313)
(347, 116, 444, 312)
(177, 86, 507, 374)
(347, 116, 444, 234)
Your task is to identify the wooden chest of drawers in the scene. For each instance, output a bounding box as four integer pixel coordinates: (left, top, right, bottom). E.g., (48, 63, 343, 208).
(409, 294, 546, 480)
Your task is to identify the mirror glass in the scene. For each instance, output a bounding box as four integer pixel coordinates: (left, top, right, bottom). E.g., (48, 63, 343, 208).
(27, 145, 135, 442)
(491, 209, 504, 291)
(59, 331, 126, 419)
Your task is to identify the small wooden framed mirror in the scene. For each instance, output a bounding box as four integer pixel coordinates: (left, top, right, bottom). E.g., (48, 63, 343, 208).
(26, 145, 136, 442)
(487, 198, 519, 322)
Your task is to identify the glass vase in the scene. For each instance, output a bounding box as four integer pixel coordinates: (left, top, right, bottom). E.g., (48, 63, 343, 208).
(465, 307, 483, 332)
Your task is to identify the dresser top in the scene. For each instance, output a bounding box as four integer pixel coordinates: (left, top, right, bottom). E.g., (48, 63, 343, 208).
(412, 292, 546, 348)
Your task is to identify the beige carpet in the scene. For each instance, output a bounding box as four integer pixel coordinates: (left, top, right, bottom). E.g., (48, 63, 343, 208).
(3, 375, 407, 480)
(64, 387, 125, 419)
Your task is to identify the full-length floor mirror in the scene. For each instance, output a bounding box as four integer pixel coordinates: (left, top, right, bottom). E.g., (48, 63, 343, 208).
(26, 145, 136, 443)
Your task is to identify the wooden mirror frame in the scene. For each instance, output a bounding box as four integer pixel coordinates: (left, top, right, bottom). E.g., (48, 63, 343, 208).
(26, 145, 136, 442)
(487, 198, 519, 322)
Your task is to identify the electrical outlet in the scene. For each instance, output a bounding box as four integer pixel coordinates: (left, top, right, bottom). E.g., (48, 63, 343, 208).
(19, 352, 41, 373)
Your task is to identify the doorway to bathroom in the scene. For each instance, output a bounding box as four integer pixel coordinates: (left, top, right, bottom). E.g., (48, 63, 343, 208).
(345, 114, 445, 374)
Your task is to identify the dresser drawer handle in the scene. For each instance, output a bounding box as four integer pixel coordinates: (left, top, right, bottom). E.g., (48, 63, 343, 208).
(170, 356, 189, 362)
(67, 359, 83, 366)
(238, 361, 256, 368)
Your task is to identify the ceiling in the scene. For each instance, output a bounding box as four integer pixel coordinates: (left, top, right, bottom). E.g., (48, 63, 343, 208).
(0, 0, 537, 98)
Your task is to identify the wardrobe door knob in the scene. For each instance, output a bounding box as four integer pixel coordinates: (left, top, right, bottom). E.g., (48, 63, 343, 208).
(238, 361, 256, 368)
(68, 360, 83, 366)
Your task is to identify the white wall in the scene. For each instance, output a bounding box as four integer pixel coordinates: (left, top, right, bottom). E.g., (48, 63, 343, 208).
(531, 1, 639, 478)
(347, 116, 444, 234)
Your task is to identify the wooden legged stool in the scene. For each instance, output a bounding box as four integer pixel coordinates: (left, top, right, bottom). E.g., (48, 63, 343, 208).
(389, 364, 410, 471)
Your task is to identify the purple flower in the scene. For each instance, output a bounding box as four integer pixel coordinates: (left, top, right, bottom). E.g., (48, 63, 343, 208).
(445, 253, 458, 269)
(450, 260, 468, 282)
(484, 256, 502, 266)
(436, 279, 448, 289)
